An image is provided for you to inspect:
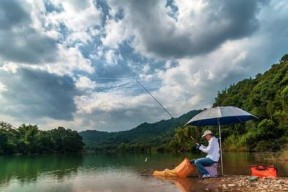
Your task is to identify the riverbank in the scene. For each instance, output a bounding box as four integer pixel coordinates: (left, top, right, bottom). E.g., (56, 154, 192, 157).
(200, 175, 288, 191)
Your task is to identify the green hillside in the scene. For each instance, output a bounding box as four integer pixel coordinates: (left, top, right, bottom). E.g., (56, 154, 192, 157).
(213, 54, 288, 151)
(79, 110, 201, 152)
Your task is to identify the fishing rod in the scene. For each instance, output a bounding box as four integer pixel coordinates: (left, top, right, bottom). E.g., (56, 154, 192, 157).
(190, 135, 201, 146)
(125, 66, 174, 119)
(190, 135, 196, 141)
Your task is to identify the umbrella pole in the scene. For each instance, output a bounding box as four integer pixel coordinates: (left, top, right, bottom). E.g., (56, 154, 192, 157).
(218, 122, 224, 176)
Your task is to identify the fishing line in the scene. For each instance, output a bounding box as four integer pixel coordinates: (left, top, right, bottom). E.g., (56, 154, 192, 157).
(125, 66, 174, 119)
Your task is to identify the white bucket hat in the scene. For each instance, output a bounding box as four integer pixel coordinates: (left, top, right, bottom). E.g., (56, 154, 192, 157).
(202, 130, 213, 138)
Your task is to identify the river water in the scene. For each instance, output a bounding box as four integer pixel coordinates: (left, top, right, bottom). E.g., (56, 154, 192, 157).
(0, 152, 287, 192)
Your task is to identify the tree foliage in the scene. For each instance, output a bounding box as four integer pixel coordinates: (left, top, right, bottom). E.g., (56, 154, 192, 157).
(168, 125, 204, 153)
(213, 54, 288, 152)
(0, 123, 84, 155)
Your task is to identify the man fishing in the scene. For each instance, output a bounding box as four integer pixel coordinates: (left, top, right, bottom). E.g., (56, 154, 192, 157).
(190, 130, 220, 178)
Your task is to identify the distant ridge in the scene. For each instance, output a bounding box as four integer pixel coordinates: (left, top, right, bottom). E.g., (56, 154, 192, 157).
(79, 110, 201, 152)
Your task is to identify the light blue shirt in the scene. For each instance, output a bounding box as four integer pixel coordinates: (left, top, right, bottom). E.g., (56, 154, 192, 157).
(199, 136, 220, 162)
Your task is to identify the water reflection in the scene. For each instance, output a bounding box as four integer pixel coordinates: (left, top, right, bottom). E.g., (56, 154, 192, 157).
(0, 153, 287, 192)
(223, 152, 288, 176)
(153, 176, 222, 192)
(221, 152, 253, 175)
(0, 155, 83, 186)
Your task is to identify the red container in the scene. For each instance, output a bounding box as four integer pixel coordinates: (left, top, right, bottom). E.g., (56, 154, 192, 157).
(250, 165, 278, 178)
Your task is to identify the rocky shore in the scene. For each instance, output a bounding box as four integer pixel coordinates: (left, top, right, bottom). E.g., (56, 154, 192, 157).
(201, 175, 288, 192)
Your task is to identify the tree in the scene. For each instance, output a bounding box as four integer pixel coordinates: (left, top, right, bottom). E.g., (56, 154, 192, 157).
(17, 124, 39, 154)
(0, 123, 84, 154)
(280, 54, 288, 63)
(169, 125, 202, 152)
(0, 122, 17, 154)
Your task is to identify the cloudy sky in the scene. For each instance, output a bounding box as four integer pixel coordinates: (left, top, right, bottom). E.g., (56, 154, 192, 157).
(0, 0, 288, 132)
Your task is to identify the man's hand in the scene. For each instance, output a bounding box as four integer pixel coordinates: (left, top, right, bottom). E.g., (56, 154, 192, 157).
(195, 143, 200, 150)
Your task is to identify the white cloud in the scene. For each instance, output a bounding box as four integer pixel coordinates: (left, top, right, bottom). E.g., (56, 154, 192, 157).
(49, 0, 100, 31)
(74, 90, 167, 131)
(152, 38, 260, 116)
(0, 62, 18, 73)
(43, 45, 95, 76)
(0, 82, 7, 95)
(29, 0, 101, 47)
(0, 45, 94, 80)
(143, 64, 150, 72)
(76, 76, 97, 90)
(111, 0, 261, 60)
(104, 50, 117, 65)
(0, 0, 58, 64)
(102, 19, 128, 48)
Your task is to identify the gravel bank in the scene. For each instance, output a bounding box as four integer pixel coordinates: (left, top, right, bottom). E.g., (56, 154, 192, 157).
(201, 175, 288, 191)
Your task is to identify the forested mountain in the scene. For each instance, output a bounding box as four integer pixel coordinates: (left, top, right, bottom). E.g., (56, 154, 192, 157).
(79, 110, 201, 152)
(213, 54, 288, 151)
